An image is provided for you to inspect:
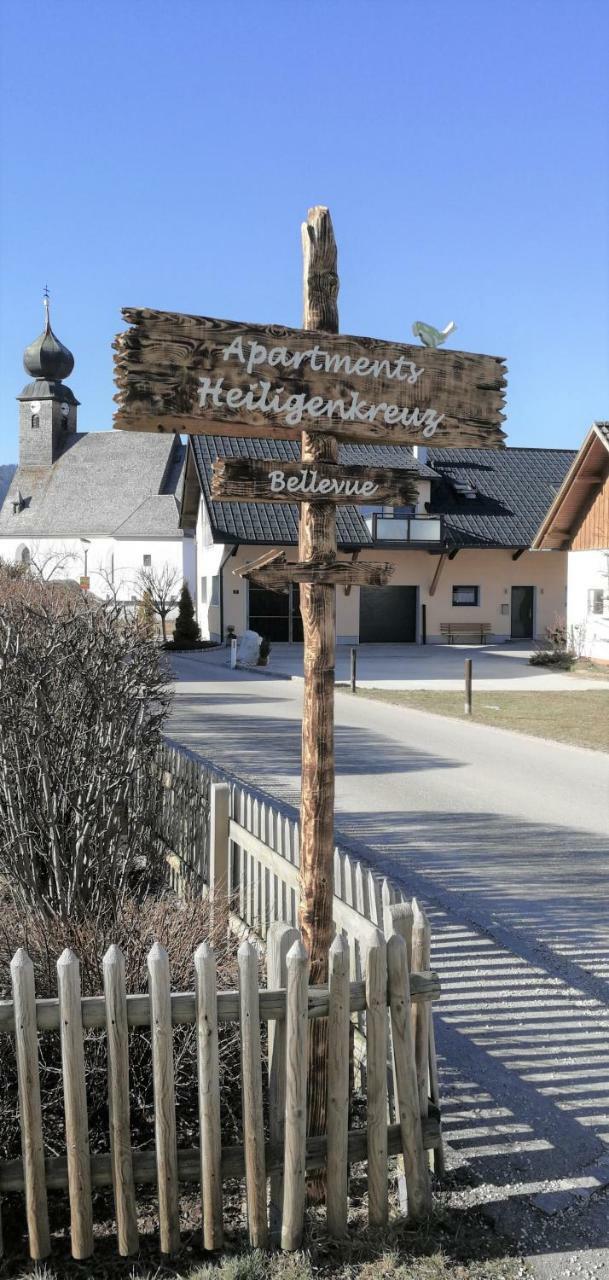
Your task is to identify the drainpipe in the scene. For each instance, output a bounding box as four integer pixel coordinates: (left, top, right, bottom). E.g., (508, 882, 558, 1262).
(219, 544, 239, 641)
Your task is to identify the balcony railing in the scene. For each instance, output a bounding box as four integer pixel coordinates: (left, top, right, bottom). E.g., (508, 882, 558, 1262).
(372, 514, 443, 544)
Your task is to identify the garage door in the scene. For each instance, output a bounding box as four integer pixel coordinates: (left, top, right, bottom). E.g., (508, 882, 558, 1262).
(359, 586, 417, 643)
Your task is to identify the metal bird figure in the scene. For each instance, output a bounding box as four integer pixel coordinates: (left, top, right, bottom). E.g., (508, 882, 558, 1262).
(411, 320, 457, 348)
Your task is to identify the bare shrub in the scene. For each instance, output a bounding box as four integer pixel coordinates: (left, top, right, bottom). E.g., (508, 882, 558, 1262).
(0, 893, 242, 1166)
(0, 577, 172, 920)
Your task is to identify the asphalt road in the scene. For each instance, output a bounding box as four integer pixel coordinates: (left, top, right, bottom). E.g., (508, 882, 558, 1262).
(168, 651, 609, 1276)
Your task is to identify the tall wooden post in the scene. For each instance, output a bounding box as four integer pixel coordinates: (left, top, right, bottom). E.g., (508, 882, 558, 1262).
(298, 205, 339, 1165)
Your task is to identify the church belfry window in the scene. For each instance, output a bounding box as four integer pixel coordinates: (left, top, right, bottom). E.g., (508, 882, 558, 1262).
(31, 414, 40, 430)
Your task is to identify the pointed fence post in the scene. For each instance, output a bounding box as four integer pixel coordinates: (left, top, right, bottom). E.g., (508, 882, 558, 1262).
(267, 922, 299, 1238)
(238, 941, 268, 1247)
(148, 942, 180, 1256)
(103, 945, 138, 1257)
(411, 902, 431, 1120)
(194, 942, 224, 1251)
(326, 935, 350, 1238)
(281, 940, 309, 1251)
(57, 949, 94, 1260)
(10, 949, 50, 1260)
(365, 928, 388, 1226)
(385, 902, 414, 1214)
(387, 933, 431, 1221)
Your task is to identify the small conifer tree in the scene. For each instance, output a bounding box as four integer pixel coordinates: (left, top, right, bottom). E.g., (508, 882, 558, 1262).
(173, 583, 200, 647)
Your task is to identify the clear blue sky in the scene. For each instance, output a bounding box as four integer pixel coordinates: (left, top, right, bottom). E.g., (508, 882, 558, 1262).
(1, 0, 608, 459)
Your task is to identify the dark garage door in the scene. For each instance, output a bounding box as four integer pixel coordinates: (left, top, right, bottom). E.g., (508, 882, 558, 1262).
(359, 586, 417, 643)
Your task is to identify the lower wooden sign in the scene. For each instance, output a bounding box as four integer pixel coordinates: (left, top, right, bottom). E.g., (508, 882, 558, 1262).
(238, 557, 394, 589)
(211, 458, 418, 506)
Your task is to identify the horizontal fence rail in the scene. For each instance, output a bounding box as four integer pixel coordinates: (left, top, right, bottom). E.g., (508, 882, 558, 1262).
(0, 927, 439, 1261)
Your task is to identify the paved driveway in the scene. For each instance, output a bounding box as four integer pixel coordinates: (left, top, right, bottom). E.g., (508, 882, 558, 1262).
(168, 651, 609, 1275)
(262, 641, 609, 690)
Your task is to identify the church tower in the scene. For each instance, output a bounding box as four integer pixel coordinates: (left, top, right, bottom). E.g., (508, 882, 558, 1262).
(17, 293, 79, 468)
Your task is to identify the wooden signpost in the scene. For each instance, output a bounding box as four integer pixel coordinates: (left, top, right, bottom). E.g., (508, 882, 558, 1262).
(114, 206, 507, 1195)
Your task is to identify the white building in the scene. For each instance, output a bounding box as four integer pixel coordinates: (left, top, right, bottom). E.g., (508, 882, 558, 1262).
(533, 422, 609, 661)
(0, 302, 195, 613)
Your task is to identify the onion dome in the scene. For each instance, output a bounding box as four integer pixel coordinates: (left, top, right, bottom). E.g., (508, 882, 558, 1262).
(23, 294, 74, 381)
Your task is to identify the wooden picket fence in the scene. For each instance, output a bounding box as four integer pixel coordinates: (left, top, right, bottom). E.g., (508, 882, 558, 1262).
(0, 914, 440, 1262)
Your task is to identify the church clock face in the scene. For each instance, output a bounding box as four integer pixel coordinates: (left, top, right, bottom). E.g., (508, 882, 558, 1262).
(60, 402, 70, 417)
(30, 401, 41, 414)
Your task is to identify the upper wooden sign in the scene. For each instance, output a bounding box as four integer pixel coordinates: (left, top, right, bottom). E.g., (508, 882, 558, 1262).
(114, 308, 507, 449)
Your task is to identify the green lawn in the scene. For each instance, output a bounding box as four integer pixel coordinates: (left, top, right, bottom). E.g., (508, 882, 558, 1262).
(348, 689, 609, 751)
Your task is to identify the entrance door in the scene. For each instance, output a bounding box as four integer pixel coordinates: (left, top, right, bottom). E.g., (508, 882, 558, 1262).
(359, 586, 417, 643)
(511, 586, 534, 638)
(248, 582, 303, 641)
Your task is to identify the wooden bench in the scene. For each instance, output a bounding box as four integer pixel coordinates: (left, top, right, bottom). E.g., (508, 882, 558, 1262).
(440, 622, 492, 644)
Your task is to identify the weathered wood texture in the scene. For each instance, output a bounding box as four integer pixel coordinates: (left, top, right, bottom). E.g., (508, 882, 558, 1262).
(3, 931, 441, 1262)
(298, 208, 339, 1191)
(113, 311, 507, 448)
(103, 946, 138, 1257)
(238, 941, 268, 1247)
(211, 458, 419, 506)
(387, 934, 432, 1221)
(267, 923, 300, 1237)
(365, 931, 388, 1226)
(326, 936, 350, 1238)
(148, 944, 180, 1256)
(281, 941, 309, 1250)
(239, 557, 394, 589)
(57, 951, 94, 1260)
(572, 469, 609, 550)
(194, 943, 224, 1251)
(10, 950, 50, 1261)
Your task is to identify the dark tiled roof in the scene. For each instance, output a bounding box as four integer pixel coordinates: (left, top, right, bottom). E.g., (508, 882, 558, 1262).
(594, 422, 609, 448)
(0, 465, 17, 511)
(427, 447, 577, 548)
(191, 436, 376, 547)
(192, 437, 577, 551)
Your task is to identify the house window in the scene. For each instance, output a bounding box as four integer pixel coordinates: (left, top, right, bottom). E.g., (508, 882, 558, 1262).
(210, 576, 220, 607)
(143, 554, 152, 567)
(453, 585, 480, 607)
(588, 588, 606, 615)
(200, 577, 208, 605)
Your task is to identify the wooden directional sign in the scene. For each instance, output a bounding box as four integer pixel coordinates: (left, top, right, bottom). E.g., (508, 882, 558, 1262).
(211, 458, 419, 506)
(238, 555, 394, 589)
(114, 308, 507, 449)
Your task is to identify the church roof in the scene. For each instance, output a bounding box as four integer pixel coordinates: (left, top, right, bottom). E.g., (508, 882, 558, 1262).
(0, 432, 186, 539)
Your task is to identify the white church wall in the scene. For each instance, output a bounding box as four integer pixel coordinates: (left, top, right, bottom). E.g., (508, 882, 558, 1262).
(0, 533, 195, 614)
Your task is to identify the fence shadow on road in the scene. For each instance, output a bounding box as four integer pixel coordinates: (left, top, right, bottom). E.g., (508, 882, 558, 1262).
(335, 807, 609, 1252)
(170, 700, 465, 780)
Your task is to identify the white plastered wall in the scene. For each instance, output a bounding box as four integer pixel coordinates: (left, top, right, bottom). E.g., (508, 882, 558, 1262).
(0, 533, 195, 622)
(566, 549, 609, 661)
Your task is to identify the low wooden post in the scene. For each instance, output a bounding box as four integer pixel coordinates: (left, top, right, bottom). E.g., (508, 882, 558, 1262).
(103, 946, 138, 1257)
(281, 940, 310, 1251)
(365, 928, 388, 1226)
(57, 949, 94, 1260)
(387, 934, 431, 1221)
(194, 942, 224, 1250)
(421, 603, 427, 645)
(464, 658, 473, 716)
(147, 943, 180, 1256)
(350, 646, 357, 693)
(209, 782, 230, 929)
(238, 941, 268, 1247)
(10, 949, 50, 1260)
(267, 922, 299, 1238)
(326, 935, 350, 1238)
